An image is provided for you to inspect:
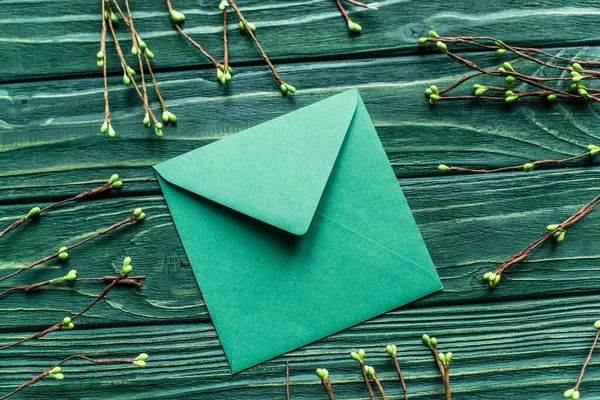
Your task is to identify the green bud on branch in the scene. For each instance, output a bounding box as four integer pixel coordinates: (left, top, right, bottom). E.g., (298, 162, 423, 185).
(316, 368, 329, 380)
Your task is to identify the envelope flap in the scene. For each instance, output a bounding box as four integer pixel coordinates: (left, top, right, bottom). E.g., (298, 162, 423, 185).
(153, 89, 359, 235)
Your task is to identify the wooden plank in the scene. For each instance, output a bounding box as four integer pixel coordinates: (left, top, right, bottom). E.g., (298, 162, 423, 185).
(3, 165, 600, 331)
(2, 49, 599, 204)
(1, 0, 600, 82)
(1, 294, 600, 399)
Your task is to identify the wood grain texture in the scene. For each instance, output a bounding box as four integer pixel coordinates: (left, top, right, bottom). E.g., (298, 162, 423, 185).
(1, 0, 600, 82)
(2, 294, 600, 399)
(3, 166, 600, 332)
(3, 2, 600, 398)
(2, 47, 600, 199)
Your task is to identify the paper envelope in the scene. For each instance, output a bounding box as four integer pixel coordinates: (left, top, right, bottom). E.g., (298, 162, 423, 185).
(153, 89, 442, 373)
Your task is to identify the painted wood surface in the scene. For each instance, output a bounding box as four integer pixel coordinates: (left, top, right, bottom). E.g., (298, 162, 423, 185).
(1, 0, 600, 399)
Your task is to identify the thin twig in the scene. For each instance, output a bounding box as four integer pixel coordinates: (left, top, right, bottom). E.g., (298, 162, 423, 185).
(574, 328, 600, 391)
(0, 183, 113, 240)
(490, 193, 600, 280)
(228, 0, 284, 85)
(422, 35, 600, 105)
(428, 346, 451, 400)
(391, 354, 408, 400)
(101, 0, 110, 125)
(0, 275, 145, 299)
(164, 0, 221, 67)
(359, 363, 375, 400)
(344, 0, 374, 7)
(0, 214, 137, 283)
(286, 361, 290, 400)
(106, 5, 159, 125)
(444, 150, 593, 174)
(0, 275, 126, 351)
(223, 5, 229, 72)
(320, 378, 336, 400)
(114, 0, 168, 114)
(0, 355, 135, 400)
(370, 372, 388, 400)
(333, 0, 350, 22)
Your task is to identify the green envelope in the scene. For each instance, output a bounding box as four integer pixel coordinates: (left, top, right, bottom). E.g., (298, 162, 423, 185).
(153, 89, 442, 373)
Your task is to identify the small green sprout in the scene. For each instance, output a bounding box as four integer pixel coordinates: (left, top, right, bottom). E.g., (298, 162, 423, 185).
(133, 353, 148, 368)
(26, 207, 41, 220)
(155, 122, 163, 137)
(238, 19, 256, 32)
(121, 256, 133, 276)
(58, 247, 69, 260)
(170, 9, 186, 23)
(564, 388, 580, 399)
(49, 366, 64, 380)
(436, 41, 448, 53)
(386, 344, 397, 356)
(315, 368, 329, 380)
(523, 163, 534, 173)
(502, 62, 515, 72)
(62, 317, 75, 330)
(280, 82, 297, 95)
(347, 20, 362, 33)
(350, 349, 366, 363)
(482, 271, 501, 288)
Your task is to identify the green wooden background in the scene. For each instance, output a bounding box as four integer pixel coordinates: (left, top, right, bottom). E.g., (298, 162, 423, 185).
(1, 0, 600, 398)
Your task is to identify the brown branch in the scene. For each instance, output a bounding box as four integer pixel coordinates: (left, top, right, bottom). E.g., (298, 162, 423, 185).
(333, 0, 350, 21)
(114, 0, 168, 115)
(359, 363, 375, 400)
(0, 183, 114, 240)
(423, 35, 600, 105)
(428, 346, 451, 400)
(391, 354, 408, 400)
(574, 328, 600, 391)
(344, 0, 375, 7)
(101, 0, 110, 125)
(0, 214, 138, 283)
(320, 378, 336, 400)
(370, 372, 387, 400)
(486, 192, 600, 284)
(223, 5, 229, 71)
(0, 355, 135, 400)
(443, 365, 452, 400)
(143, 52, 167, 114)
(165, 0, 221, 67)
(106, 5, 159, 125)
(438, 72, 484, 94)
(434, 36, 600, 78)
(443, 150, 593, 174)
(0, 275, 145, 299)
(228, 0, 284, 85)
(0, 275, 126, 351)
(285, 361, 290, 400)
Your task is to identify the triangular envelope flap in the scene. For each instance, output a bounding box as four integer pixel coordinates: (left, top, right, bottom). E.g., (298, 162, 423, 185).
(154, 89, 359, 235)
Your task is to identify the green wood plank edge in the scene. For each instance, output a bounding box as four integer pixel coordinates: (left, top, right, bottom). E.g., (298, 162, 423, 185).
(1, 50, 599, 184)
(1, 0, 600, 82)
(2, 166, 600, 330)
(1, 294, 600, 399)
